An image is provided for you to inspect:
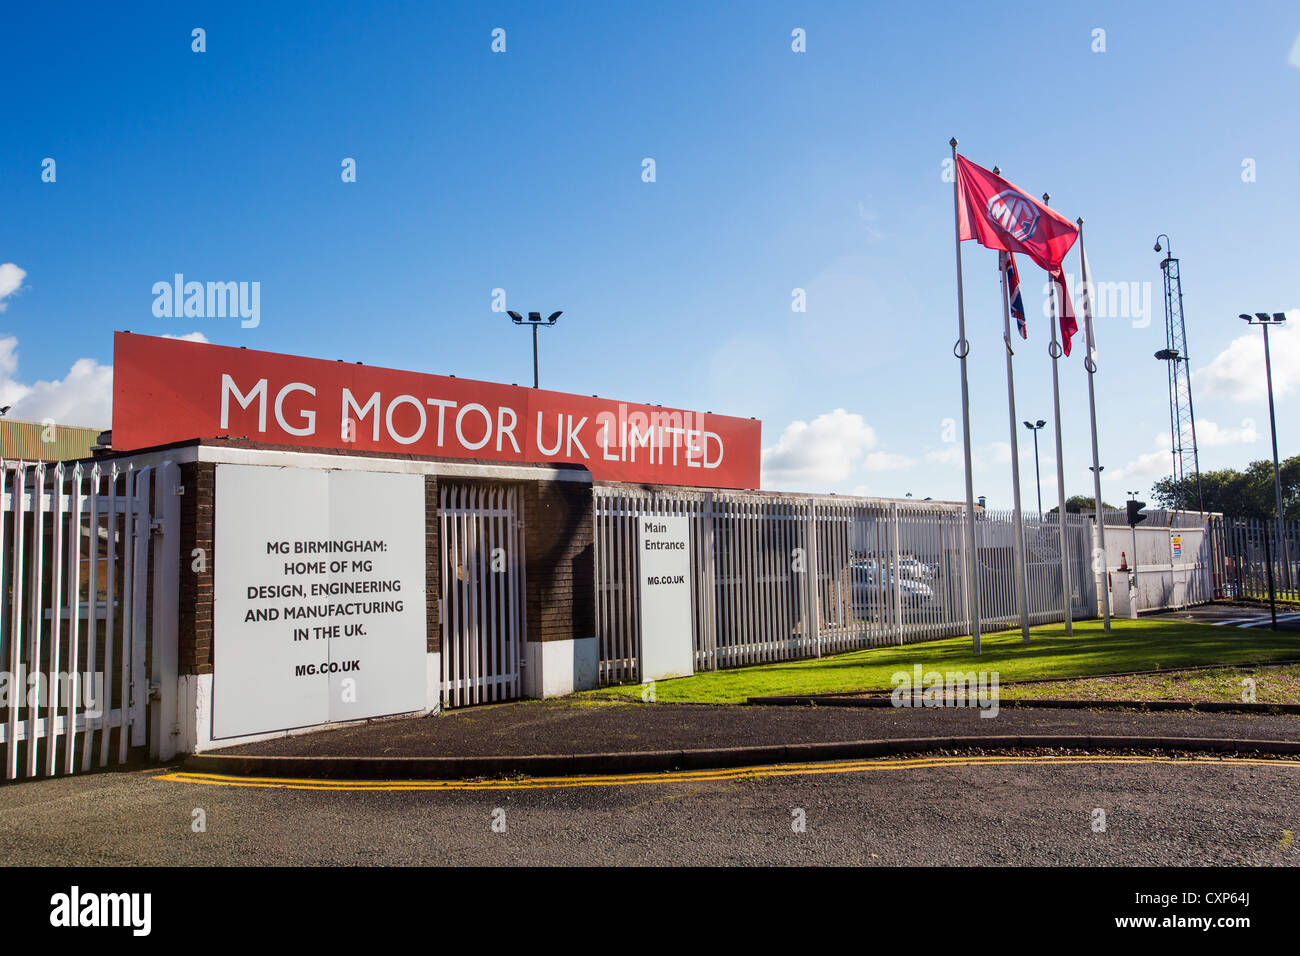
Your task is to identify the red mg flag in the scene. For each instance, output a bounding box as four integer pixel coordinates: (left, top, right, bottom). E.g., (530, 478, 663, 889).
(956, 155, 1079, 273)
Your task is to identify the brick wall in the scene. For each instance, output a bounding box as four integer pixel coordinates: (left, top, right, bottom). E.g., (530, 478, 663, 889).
(178, 461, 215, 675)
(523, 479, 594, 643)
(424, 474, 440, 653)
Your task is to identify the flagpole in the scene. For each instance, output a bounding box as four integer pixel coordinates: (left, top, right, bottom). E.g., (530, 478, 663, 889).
(991, 165, 1031, 644)
(951, 138, 982, 654)
(1077, 218, 1112, 632)
(998, 249, 1032, 644)
(1043, 193, 1074, 635)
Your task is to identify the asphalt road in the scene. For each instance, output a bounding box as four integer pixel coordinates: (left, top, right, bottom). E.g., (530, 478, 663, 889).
(1149, 605, 1300, 631)
(3, 755, 1297, 866)
(209, 700, 1300, 759)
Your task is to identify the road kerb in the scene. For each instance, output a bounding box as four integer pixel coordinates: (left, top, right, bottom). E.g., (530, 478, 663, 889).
(181, 734, 1300, 781)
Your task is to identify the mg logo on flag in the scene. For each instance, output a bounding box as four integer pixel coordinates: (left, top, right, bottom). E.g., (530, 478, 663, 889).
(986, 190, 1039, 241)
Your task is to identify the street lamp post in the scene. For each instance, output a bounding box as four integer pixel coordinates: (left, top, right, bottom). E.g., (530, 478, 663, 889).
(1023, 419, 1046, 517)
(1239, 311, 1291, 592)
(508, 311, 562, 388)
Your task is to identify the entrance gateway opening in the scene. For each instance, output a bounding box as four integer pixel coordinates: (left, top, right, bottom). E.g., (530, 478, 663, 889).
(439, 483, 524, 707)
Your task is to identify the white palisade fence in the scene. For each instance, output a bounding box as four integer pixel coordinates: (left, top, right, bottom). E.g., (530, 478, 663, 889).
(594, 487, 1095, 685)
(0, 458, 180, 779)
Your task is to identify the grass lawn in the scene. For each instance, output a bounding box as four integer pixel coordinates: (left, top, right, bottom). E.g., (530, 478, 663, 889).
(1000, 664, 1300, 704)
(576, 618, 1300, 705)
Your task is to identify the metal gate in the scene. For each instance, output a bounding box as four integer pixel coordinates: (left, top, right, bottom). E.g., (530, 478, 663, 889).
(438, 484, 525, 707)
(1213, 515, 1299, 602)
(0, 458, 180, 779)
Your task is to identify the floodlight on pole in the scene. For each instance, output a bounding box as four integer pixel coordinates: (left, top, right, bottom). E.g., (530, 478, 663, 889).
(1022, 419, 1046, 517)
(508, 310, 562, 388)
(1238, 309, 1291, 594)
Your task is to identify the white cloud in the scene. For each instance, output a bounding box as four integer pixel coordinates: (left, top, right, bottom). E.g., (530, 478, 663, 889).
(855, 202, 884, 241)
(1195, 318, 1299, 402)
(1106, 448, 1169, 485)
(925, 445, 962, 466)
(0, 263, 27, 312)
(761, 408, 877, 489)
(864, 451, 915, 471)
(0, 333, 210, 429)
(1106, 419, 1257, 485)
(0, 337, 31, 408)
(0, 336, 111, 428)
(1196, 418, 1258, 446)
(926, 441, 1012, 472)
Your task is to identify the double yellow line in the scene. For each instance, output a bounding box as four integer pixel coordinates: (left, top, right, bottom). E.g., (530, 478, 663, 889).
(155, 753, 1300, 793)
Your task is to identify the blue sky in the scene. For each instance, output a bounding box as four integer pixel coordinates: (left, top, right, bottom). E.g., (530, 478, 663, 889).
(2, 0, 1297, 507)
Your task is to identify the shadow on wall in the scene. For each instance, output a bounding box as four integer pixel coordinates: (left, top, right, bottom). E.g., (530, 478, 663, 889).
(530, 481, 595, 643)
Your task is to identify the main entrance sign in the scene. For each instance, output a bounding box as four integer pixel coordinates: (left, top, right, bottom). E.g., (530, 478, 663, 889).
(637, 515, 695, 682)
(112, 333, 762, 489)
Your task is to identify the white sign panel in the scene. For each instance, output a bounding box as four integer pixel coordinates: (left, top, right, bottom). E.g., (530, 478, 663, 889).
(213, 465, 427, 739)
(637, 515, 694, 682)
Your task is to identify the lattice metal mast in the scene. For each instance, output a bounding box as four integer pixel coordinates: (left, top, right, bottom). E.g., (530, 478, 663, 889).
(1154, 234, 1204, 512)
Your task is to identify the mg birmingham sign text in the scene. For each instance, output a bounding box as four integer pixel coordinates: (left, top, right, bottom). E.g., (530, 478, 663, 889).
(112, 333, 762, 488)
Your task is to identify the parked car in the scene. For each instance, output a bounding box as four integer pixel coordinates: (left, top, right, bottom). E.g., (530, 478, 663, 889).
(896, 557, 939, 581)
(848, 561, 933, 607)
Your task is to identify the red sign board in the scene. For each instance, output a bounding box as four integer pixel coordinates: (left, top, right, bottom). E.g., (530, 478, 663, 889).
(112, 333, 762, 489)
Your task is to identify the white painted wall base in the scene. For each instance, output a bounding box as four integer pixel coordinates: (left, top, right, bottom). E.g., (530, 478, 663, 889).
(425, 651, 442, 714)
(180, 652, 442, 754)
(522, 637, 598, 699)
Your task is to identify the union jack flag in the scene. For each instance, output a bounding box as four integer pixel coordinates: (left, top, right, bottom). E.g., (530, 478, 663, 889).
(1000, 250, 1027, 338)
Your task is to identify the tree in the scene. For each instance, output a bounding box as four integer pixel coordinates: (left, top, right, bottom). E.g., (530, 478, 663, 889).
(1151, 455, 1300, 519)
(1048, 495, 1116, 515)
